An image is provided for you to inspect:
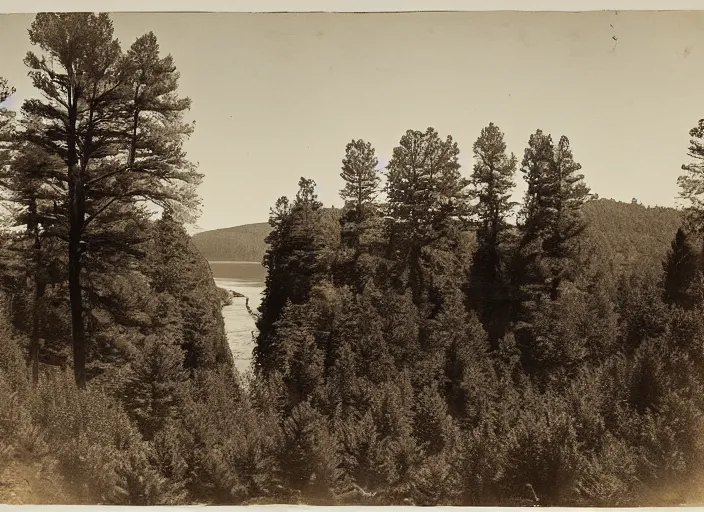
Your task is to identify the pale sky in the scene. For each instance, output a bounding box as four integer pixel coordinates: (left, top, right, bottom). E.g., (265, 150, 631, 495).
(0, 11, 702, 232)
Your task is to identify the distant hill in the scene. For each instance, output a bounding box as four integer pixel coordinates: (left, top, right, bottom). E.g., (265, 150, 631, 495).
(192, 208, 342, 262)
(192, 222, 272, 262)
(192, 200, 686, 273)
(582, 198, 684, 274)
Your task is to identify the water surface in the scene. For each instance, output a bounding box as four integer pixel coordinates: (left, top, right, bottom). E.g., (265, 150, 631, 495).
(209, 261, 266, 376)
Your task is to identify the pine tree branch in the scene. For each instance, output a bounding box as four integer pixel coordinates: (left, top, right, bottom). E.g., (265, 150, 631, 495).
(82, 197, 120, 230)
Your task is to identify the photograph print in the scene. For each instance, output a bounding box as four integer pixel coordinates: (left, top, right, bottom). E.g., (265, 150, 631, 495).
(0, 7, 703, 507)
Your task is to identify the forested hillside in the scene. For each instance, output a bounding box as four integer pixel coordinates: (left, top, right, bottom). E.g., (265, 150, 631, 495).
(193, 198, 683, 272)
(192, 222, 271, 262)
(4, 11, 704, 508)
(191, 208, 341, 263)
(583, 198, 683, 275)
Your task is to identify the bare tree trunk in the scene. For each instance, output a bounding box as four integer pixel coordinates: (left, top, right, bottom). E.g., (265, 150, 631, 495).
(409, 243, 424, 307)
(29, 200, 42, 385)
(68, 175, 86, 389)
(128, 106, 139, 167)
(67, 98, 87, 389)
(31, 270, 41, 386)
(31, 279, 46, 385)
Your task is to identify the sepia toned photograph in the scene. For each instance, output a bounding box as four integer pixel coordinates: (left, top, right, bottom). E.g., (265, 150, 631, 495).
(1, 5, 704, 507)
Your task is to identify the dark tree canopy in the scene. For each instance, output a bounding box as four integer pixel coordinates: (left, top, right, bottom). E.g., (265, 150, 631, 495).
(467, 123, 517, 346)
(662, 227, 700, 310)
(385, 127, 470, 305)
(517, 130, 591, 304)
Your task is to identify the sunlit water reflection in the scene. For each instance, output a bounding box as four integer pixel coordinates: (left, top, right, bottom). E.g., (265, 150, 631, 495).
(209, 261, 266, 376)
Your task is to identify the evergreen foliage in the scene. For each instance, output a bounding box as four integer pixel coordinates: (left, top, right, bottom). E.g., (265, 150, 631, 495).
(2, 11, 704, 507)
(467, 122, 517, 347)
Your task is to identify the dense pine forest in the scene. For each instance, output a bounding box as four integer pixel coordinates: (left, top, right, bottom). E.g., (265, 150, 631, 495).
(3, 12, 704, 507)
(191, 199, 683, 271)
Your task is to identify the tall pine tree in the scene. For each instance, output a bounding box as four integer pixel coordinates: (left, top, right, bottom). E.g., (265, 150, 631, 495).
(515, 130, 590, 306)
(385, 127, 470, 306)
(679, 117, 704, 235)
(255, 178, 324, 374)
(466, 123, 517, 347)
(340, 139, 380, 231)
(513, 130, 591, 378)
(338, 139, 383, 290)
(22, 13, 200, 387)
(0, 136, 64, 383)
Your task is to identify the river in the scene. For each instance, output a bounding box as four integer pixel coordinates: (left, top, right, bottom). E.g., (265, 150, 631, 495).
(209, 261, 266, 376)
